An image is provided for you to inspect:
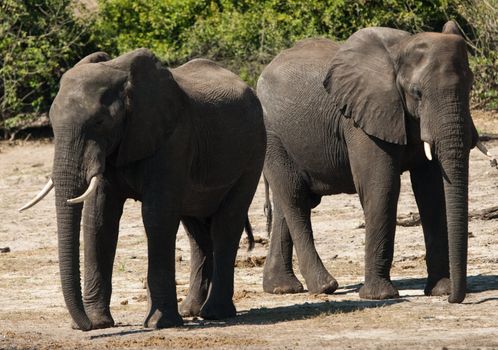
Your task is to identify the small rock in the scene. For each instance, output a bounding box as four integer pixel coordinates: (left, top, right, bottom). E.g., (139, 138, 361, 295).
(0, 247, 10, 253)
(120, 299, 128, 305)
(132, 294, 147, 302)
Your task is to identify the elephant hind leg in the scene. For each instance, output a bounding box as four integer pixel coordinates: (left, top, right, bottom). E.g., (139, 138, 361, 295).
(264, 136, 337, 295)
(179, 217, 213, 317)
(263, 200, 304, 294)
(200, 166, 262, 320)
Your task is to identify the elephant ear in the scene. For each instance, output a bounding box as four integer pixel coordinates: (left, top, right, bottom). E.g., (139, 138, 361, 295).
(442, 20, 461, 35)
(323, 27, 410, 145)
(110, 49, 184, 167)
(74, 52, 110, 66)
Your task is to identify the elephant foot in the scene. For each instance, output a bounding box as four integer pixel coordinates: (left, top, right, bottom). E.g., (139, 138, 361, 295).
(144, 308, 183, 329)
(179, 296, 204, 317)
(88, 312, 115, 330)
(359, 278, 399, 300)
(71, 309, 114, 330)
(424, 277, 451, 296)
(200, 298, 236, 320)
(306, 274, 338, 295)
(263, 264, 304, 294)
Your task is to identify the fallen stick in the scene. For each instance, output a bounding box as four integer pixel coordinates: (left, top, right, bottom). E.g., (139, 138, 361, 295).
(396, 206, 498, 227)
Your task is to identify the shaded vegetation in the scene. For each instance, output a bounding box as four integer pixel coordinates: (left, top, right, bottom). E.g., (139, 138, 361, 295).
(0, 0, 97, 137)
(0, 0, 496, 136)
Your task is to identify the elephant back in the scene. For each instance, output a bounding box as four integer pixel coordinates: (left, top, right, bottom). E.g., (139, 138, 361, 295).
(257, 38, 350, 182)
(259, 38, 339, 94)
(173, 59, 251, 106)
(173, 59, 266, 189)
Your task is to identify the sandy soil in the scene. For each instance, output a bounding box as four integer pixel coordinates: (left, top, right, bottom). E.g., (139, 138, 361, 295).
(1, 110, 498, 350)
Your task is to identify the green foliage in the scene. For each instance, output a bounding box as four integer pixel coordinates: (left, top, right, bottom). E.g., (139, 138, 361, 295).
(449, 0, 497, 110)
(95, 0, 456, 86)
(0, 0, 97, 135)
(93, 0, 210, 64)
(1, 0, 496, 134)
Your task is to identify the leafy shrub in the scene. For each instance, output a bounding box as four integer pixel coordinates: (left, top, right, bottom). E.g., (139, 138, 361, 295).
(93, 0, 210, 65)
(449, 0, 497, 110)
(183, 0, 456, 85)
(96, 0, 457, 86)
(1, 0, 496, 135)
(0, 0, 97, 136)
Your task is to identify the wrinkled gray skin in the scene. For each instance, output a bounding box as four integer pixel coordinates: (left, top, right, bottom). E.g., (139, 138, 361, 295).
(257, 22, 476, 303)
(50, 49, 266, 330)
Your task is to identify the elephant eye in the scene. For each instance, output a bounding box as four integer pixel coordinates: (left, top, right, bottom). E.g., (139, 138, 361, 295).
(409, 85, 422, 101)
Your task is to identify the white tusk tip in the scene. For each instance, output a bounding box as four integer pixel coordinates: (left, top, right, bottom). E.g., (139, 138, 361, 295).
(66, 176, 99, 204)
(424, 142, 432, 161)
(18, 179, 54, 212)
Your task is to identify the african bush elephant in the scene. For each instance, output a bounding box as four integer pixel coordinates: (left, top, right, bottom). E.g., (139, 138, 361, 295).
(257, 21, 477, 303)
(20, 49, 266, 330)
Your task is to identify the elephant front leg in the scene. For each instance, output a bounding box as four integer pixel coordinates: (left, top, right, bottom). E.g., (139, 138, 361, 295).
(348, 131, 401, 300)
(360, 186, 400, 300)
(411, 163, 451, 296)
(263, 201, 304, 294)
(142, 205, 183, 329)
(179, 218, 213, 317)
(82, 181, 124, 329)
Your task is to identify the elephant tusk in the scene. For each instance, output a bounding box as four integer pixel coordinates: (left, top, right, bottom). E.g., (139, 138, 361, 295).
(476, 141, 498, 168)
(18, 178, 55, 212)
(424, 142, 433, 161)
(476, 140, 493, 158)
(67, 176, 99, 204)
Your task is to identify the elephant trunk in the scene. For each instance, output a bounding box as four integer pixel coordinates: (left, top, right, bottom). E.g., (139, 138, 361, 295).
(434, 109, 470, 303)
(53, 137, 93, 330)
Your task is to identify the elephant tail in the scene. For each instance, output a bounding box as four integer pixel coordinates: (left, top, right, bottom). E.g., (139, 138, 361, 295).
(244, 217, 255, 251)
(263, 175, 272, 236)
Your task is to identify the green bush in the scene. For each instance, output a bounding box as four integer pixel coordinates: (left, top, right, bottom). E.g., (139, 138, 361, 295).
(1, 0, 496, 135)
(96, 0, 456, 86)
(0, 0, 97, 136)
(449, 0, 497, 110)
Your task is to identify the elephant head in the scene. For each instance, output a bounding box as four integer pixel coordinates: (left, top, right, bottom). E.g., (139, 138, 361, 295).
(43, 49, 184, 330)
(323, 21, 475, 303)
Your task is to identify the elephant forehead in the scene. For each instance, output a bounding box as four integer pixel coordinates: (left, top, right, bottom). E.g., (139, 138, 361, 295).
(61, 64, 127, 95)
(55, 66, 126, 112)
(409, 33, 467, 60)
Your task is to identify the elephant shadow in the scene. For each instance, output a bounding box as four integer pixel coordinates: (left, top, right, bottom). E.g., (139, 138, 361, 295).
(89, 274, 498, 337)
(186, 298, 406, 329)
(89, 298, 405, 338)
(338, 274, 498, 303)
(340, 273, 498, 290)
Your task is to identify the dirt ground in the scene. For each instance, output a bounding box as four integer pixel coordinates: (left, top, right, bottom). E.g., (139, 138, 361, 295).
(1, 110, 498, 350)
